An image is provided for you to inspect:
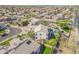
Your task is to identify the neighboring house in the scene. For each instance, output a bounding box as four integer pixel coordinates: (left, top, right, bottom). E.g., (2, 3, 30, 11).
(56, 13, 64, 20)
(5, 18, 17, 22)
(10, 40, 40, 54)
(34, 24, 56, 40)
(28, 18, 40, 31)
(34, 24, 48, 40)
(29, 18, 40, 25)
(31, 45, 45, 54)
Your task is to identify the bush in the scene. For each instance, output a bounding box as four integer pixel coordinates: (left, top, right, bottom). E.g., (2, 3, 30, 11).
(63, 25, 70, 32)
(27, 31, 34, 38)
(22, 20, 29, 26)
(0, 29, 5, 35)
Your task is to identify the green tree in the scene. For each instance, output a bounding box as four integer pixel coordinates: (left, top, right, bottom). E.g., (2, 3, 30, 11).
(27, 31, 34, 38)
(17, 35, 23, 40)
(22, 20, 29, 26)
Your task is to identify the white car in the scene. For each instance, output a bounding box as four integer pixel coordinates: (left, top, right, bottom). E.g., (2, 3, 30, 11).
(5, 24, 10, 27)
(5, 29, 10, 34)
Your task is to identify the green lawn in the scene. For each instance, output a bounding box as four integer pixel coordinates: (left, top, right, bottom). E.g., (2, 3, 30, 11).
(42, 32, 60, 54)
(0, 38, 12, 47)
(63, 25, 70, 32)
(63, 29, 70, 32)
(27, 31, 34, 38)
(57, 20, 71, 23)
(47, 38, 57, 46)
(42, 20, 71, 54)
(43, 47, 52, 54)
(57, 20, 71, 33)
(47, 33, 60, 46)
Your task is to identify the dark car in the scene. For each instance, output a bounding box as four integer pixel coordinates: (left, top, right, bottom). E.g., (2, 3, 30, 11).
(5, 24, 10, 27)
(26, 40, 31, 45)
(1, 34, 8, 37)
(76, 41, 79, 45)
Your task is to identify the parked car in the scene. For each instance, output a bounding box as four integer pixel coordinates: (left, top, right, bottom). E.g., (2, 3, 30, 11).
(5, 29, 10, 34)
(5, 24, 10, 27)
(26, 40, 31, 45)
(1, 34, 8, 37)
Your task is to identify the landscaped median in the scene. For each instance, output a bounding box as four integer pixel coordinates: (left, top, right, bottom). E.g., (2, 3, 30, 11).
(42, 32, 61, 54)
(0, 29, 5, 35)
(0, 38, 12, 47)
(56, 20, 72, 33)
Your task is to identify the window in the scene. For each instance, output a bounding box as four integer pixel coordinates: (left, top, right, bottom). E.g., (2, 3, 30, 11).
(51, 34, 53, 36)
(36, 37, 37, 39)
(31, 23, 33, 25)
(46, 37, 48, 39)
(40, 33, 41, 36)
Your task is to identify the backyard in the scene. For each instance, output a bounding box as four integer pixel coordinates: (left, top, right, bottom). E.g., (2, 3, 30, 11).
(43, 47, 53, 54)
(42, 31, 60, 54)
(56, 20, 72, 33)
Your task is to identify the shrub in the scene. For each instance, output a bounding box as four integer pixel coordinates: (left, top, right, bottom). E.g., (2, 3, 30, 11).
(27, 31, 34, 38)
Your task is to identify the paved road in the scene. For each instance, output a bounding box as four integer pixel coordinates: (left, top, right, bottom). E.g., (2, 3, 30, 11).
(73, 9, 79, 53)
(0, 25, 22, 42)
(74, 10, 79, 31)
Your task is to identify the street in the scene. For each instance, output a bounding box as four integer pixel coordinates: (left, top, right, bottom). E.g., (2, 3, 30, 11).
(0, 26, 22, 42)
(74, 9, 79, 53)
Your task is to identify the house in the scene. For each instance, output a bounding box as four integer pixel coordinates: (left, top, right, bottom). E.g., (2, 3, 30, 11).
(5, 18, 16, 22)
(56, 13, 64, 20)
(34, 24, 56, 40)
(29, 18, 40, 25)
(31, 45, 45, 54)
(10, 40, 40, 54)
(28, 18, 40, 31)
(34, 24, 48, 40)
